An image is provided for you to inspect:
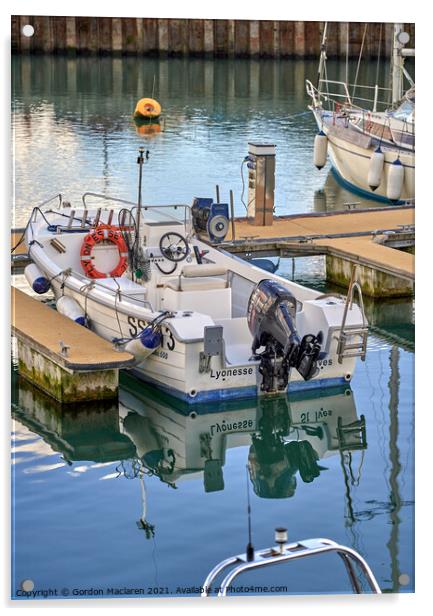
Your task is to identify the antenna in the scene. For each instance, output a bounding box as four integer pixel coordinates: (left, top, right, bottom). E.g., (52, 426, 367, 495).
(136, 147, 145, 236)
(132, 147, 150, 281)
(245, 465, 255, 562)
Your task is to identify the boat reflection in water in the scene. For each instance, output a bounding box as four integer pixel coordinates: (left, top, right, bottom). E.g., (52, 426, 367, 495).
(119, 376, 365, 499)
(312, 168, 384, 213)
(14, 373, 367, 534)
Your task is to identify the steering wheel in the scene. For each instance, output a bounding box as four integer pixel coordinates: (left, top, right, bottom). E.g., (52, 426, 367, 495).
(159, 232, 190, 262)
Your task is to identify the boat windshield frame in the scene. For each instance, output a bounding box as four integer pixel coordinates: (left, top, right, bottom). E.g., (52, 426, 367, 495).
(81, 192, 193, 231)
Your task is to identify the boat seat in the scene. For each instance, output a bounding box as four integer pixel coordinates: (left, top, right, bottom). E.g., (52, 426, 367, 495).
(160, 277, 231, 319)
(181, 264, 228, 278)
(164, 276, 227, 292)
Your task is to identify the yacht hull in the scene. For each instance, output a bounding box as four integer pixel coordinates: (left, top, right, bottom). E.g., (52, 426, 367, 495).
(313, 110, 415, 204)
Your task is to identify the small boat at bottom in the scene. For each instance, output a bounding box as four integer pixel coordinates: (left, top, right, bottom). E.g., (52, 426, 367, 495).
(202, 532, 381, 596)
(22, 151, 368, 404)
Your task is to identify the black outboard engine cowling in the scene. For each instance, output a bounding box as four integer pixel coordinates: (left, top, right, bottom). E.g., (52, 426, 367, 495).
(247, 280, 322, 392)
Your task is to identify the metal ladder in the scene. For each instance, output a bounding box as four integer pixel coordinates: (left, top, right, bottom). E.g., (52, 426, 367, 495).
(336, 266, 368, 364)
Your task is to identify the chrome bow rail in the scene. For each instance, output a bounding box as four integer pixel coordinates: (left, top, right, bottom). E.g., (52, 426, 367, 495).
(202, 536, 381, 596)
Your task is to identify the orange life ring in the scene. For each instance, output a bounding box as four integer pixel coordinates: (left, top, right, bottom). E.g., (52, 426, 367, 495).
(80, 225, 129, 279)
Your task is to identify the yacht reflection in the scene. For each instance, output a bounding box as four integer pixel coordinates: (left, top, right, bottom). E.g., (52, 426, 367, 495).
(313, 168, 379, 212)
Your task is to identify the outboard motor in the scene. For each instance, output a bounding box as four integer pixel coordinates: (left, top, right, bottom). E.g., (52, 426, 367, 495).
(247, 280, 322, 393)
(191, 197, 229, 243)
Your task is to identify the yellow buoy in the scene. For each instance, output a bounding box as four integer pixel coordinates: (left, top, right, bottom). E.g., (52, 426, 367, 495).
(134, 98, 162, 119)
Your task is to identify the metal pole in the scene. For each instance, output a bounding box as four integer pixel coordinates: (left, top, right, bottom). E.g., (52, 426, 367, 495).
(216, 184, 220, 203)
(373, 84, 379, 112)
(317, 22, 328, 89)
(392, 24, 404, 105)
(229, 189, 236, 241)
(136, 147, 145, 239)
(67, 210, 75, 230)
(94, 208, 101, 227)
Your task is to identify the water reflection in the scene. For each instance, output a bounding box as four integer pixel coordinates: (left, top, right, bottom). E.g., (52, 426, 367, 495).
(11, 337, 413, 593)
(134, 116, 163, 137)
(14, 373, 367, 516)
(12, 55, 391, 225)
(313, 169, 381, 212)
(14, 378, 135, 464)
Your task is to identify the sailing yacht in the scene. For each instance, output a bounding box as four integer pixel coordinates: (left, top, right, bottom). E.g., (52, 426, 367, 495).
(306, 23, 415, 204)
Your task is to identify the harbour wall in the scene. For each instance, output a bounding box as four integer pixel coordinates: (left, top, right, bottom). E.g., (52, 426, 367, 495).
(12, 17, 415, 59)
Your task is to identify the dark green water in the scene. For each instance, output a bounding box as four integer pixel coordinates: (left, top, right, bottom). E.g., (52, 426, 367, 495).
(11, 55, 414, 599)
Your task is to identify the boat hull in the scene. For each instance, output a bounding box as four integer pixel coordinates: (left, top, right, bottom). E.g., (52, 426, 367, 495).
(313, 110, 415, 204)
(48, 277, 355, 405)
(26, 206, 363, 406)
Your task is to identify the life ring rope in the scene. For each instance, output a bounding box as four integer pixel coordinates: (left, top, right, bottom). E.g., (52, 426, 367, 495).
(80, 224, 129, 279)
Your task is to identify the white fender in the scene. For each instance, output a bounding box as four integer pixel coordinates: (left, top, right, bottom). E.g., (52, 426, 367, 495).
(56, 296, 86, 326)
(124, 338, 157, 363)
(24, 263, 50, 294)
(368, 147, 385, 191)
(387, 159, 404, 202)
(124, 328, 161, 364)
(313, 131, 328, 170)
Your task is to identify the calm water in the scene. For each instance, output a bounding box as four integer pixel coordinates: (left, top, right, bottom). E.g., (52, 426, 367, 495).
(11, 55, 414, 599)
(12, 54, 397, 226)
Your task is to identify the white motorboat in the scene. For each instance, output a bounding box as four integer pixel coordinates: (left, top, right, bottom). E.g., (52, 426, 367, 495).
(306, 23, 415, 204)
(23, 154, 367, 404)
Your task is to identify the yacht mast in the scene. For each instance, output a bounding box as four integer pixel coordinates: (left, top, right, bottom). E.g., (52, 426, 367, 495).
(316, 22, 328, 89)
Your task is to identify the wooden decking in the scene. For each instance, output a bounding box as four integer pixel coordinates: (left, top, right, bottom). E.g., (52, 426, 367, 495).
(11, 205, 415, 283)
(315, 237, 414, 282)
(222, 205, 415, 282)
(227, 206, 414, 242)
(11, 287, 134, 371)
